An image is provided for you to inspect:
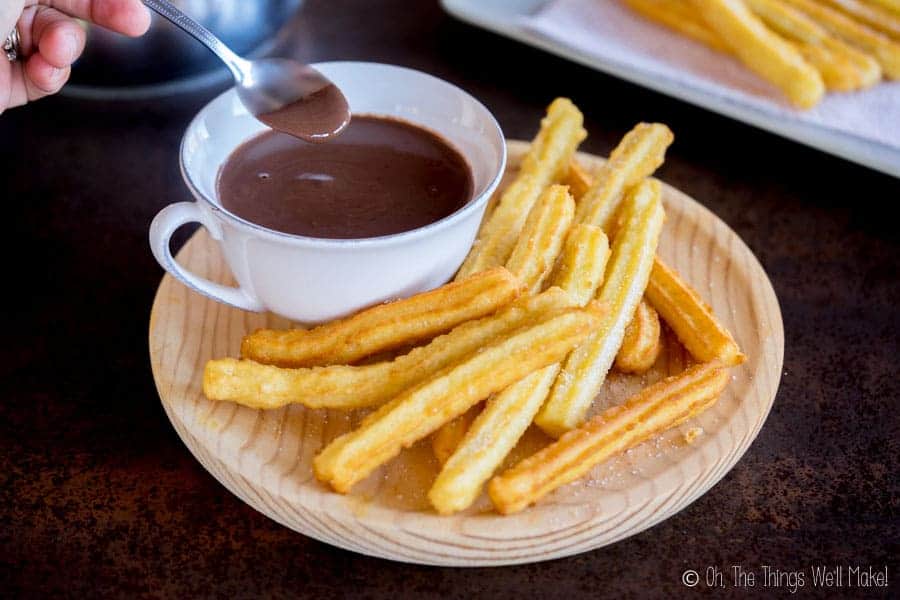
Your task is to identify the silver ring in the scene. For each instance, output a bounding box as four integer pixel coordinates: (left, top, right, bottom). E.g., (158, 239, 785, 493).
(4, 26, 21, 62)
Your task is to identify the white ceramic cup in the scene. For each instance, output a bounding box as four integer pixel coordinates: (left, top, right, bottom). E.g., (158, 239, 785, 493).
(149, 62, 506, 323)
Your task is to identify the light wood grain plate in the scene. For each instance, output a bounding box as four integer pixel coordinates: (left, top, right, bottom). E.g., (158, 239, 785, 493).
(149, 141, 784, 566)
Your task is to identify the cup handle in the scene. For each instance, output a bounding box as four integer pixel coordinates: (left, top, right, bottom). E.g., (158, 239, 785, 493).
(149, 202, 265, 312)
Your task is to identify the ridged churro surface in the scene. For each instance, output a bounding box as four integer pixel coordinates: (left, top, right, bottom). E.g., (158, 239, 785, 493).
(490, 361, 729, 514)
(615, 299, 662, 373)
(505, 185, 575, 293)
(314, 305, 603, 493)
(536, 180, 665, 437)
(575, 123, 673, 232)
(645, 257, 745, 366)
(205, 289, 575, 409)
(241, 267, 520, 368)
(456, 99, 586, 278)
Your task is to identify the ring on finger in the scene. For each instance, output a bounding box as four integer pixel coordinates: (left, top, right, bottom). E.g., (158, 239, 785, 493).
(4, 26, 22, 62)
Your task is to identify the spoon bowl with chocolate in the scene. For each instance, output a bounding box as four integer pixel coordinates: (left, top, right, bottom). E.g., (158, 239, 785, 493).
(150, 62, 506, 323)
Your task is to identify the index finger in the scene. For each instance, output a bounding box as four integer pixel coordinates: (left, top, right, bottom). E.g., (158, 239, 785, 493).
(36, 0, 150, 36)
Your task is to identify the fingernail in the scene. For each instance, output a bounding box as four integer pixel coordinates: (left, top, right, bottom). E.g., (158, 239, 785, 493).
(63, 32, 78, 62)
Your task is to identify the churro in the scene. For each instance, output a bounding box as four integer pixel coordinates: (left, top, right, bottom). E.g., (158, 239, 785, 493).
(428, 364, 560, 514)
(626, 0, 732, 52)
(694, 0, 826, 108)
(549, 225, 611, 306)
(575, 123, 673, 233)
(631, 0, 877, 91)
(747, 0, 882, 89)
(456, 99, 586, 278)
(314, 304, 603, 493)
(536, 180, 665, 438)
(241, 267, 521, 368)
(428, 224, 611, 512)
(821, 0, 900, 40)
(205, 289, 577, 410)
(645, 257, 744, 366)
(782, 0, 900, 77)
(615, 300, 662, 373)
(504, 185, 575, 293)
(489, 361, 729, 514)
(432, 405, 481, 466)
(865, 0, 900, 16)
(564, 159, 594, 201)
(430, 188, 580, 460)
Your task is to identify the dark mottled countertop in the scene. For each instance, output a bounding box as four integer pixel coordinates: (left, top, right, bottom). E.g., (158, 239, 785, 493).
(1, 1, 897, 597)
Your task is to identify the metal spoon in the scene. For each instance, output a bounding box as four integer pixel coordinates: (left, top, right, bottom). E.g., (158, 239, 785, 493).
(141, 0, 350, 142)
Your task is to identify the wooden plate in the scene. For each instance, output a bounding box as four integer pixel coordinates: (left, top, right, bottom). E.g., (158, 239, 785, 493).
(149, 141, 784, 566)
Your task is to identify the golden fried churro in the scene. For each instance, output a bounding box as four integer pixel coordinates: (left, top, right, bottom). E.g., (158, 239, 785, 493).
(242, 267, 521, 368)
(645, 257, 745, 366)
(427, 223, 612, 512)
(564, 160, 594, 201)
(747, 0, 882, 89)
(615, 300, 662, 373)
(782, 0, 900, 77)
(456, 99, 586, 279)
(626, 0, 732, 52)
(865, 0, 900, 16)
(489, 362, 730, 514)
(820, 0, 900, 40)
(313, 304, 603, 493)
(432, 405, 481, 466)
(793, 41, 872, 90)
(575, 123, 673, 233)
(429, 196, 587, 470)
(694, 0, 825, 108)
(536, 180, 665, 438)
(428, 365, 560, 514)
(504, 185, 576, 293)
(630, 0, 878, 91)
(205, 289, 576, 410)
(549, 225, 611, 306)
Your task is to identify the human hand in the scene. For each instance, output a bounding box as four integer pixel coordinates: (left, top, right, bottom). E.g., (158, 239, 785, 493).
(0, 0, 150, 114)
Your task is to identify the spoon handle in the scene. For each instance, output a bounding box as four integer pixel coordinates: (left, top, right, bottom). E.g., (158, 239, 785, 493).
(141, 0, 248, 78)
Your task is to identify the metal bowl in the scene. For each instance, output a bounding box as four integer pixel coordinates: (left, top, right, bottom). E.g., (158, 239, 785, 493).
(66, 0, 303, 98)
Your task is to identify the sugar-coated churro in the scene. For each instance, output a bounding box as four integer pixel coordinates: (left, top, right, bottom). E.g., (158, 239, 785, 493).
(747, 0, 882, 89)
(428, 364, 560, 514)
(549, 224, 611, 306)
(782, 0, 900, 77)
(432, 405, 481, 466)
(205, 289, 576, 410)
(431, 204, 581, 461)
(313, 304, 603, 493)
(820, 0, 900, 40)
(456, 99, 586, 279)
(694, 0, 825, 108)
(241, 267, 521, 368)
(575, 123, 673, 233)
(428, 223, 612, 511)
(489, 361, 729, 514)
(564, 159, 594, 201)
(615, 299, 662, 373)
(536, 180, 665, 438)
(504, 185, 575, 293)
(645, 257, 745, 366)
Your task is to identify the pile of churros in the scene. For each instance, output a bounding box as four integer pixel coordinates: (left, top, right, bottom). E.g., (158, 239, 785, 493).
(625, 0, 900, 108)
(203, 98, 745, 515)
